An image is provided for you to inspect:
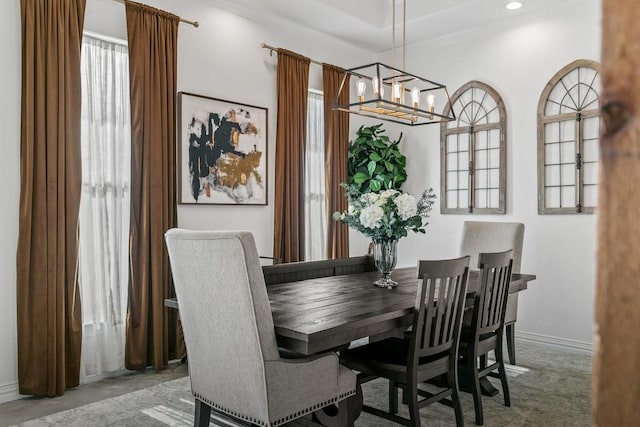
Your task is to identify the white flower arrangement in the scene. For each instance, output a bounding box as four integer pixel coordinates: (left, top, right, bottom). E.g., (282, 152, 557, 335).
(334, 186, 436, 242)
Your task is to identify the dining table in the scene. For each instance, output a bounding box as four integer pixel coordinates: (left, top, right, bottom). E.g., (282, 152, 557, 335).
(164, 259, 536, 426)
(266, 267, 535, 356)
(164, 263, 536, 356)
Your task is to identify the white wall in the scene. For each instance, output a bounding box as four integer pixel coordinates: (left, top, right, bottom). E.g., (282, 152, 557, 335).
(168, 0, 373, 257)
(0, 0, 600, 403)
(83, 0, 374, 257)
(379, 0, 601, 349)
(0, 0, 21, 404)
(0, 0, 373, 403)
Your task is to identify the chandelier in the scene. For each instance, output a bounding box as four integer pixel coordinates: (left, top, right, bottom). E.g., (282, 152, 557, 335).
(333, 0, 455, 126)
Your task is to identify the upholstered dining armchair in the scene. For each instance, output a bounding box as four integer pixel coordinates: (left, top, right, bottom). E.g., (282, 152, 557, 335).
(165, 229, 357, 427)
(460, 221, 524, 365)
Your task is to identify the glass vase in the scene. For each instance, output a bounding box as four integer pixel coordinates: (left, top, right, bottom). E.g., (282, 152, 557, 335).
(373, 239, 398, 289)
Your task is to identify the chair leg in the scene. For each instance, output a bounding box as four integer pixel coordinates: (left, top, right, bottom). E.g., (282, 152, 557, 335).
(498, 362, 511, 408)
(449, 366, 465, 427)
(337, 398, 354, 427)
(495, 339, 511, 407)
(406, 381, 421, 427)
(469, 358, 484, 426)
(348, 383, 363, 421)
(194, 399, 211, 427)
(389, 380, 399, 415)
(506, 324, 516, 365)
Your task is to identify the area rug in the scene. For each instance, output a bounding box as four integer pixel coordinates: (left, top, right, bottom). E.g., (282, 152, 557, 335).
(10, 343, 591, 427)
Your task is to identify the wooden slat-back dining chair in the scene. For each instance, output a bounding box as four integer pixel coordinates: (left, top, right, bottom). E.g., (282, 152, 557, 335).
(165, 229, 357, 427)
(460, 221, 524, 365)
(459, 250, 513, 426)
(341, 256, 470, 427)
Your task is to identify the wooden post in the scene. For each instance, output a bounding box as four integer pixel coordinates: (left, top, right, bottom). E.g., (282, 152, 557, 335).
(593, 0, 640, 425)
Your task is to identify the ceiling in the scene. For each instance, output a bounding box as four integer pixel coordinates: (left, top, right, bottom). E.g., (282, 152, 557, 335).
(211, 0, 577, 53)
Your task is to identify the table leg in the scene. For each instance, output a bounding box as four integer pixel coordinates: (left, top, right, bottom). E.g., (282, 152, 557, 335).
(313, 384, 361, 426)
(478, 377, 499, 397)
(458, 370, 500, 397)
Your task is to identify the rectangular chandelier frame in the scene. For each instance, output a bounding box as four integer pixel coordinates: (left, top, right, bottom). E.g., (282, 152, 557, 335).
(333, 62, 456, 126)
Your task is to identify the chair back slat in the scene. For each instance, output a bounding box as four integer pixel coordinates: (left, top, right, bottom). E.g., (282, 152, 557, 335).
(474, 250, 513, 336)
(411, 257, 470, 361)
(421, 279, 437, 349)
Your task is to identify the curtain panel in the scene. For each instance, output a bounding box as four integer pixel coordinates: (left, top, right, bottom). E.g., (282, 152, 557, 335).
(322, 64, 350, 259)
(124, 0, 183, 370)
(273, 50, 310, 263)
(16, 0, 86, 396)
(304, 92, 327, 261)
(78, 35, 131, 380)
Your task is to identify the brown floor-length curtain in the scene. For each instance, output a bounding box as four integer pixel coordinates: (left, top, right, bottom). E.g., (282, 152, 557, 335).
(16, 0, 86, 396)
(273, 50, 310, 263)
(322, 64, 350, 259)
(124, 1, 183, 370)
(593, 0, 640, 424)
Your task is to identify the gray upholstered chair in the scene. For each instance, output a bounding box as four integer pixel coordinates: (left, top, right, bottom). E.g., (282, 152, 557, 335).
(460, 221, 524, 365)
(165, 229, 357, 427)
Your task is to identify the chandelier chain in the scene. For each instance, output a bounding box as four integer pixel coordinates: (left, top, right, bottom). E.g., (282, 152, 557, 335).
(392, 0, 395, 79)
(403, 0, 406, 71)
(391, 0, 407, 80)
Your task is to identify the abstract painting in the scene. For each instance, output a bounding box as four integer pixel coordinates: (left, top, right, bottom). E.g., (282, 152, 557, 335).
(178, 92, 268, 205)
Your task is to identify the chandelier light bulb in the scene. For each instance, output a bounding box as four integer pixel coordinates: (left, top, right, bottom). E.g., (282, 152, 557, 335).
(372, 76, 382, 98)
(374, 77, 385, 99)
(392, 82, 402, 103)
(426, 93, 435, 118)
(426, 93, 435, 108)
(356, 78, 366, 102)
(411, 87, 420, 108)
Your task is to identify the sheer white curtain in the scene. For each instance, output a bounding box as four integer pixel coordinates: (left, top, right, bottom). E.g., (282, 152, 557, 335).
(78, 33, 131, 381)
(304, 90, 327, 261)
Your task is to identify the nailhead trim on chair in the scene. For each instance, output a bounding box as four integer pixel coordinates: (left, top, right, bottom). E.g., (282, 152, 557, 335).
(195, 393, 269, 427)
(194, 389, 356, 427)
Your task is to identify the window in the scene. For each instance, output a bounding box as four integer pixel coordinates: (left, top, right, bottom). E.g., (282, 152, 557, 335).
(537, 59, 600, 214)
(440, 81, 507, 214)
(78, 33, 131, 380)
(304, 90, 326, 260)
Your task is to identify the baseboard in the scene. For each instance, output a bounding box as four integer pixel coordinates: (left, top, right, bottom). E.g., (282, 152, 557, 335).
(516, 330, 593, 355)
(0, 381, 20, 404)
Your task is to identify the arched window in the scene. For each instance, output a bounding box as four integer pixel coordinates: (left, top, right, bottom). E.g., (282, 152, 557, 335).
(537, 59, 600, 214)
(440, 81, 507, 214)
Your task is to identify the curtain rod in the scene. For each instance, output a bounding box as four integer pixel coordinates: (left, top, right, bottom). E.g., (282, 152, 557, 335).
(261, 43, 323, 66)
(112, 0, 199, 27)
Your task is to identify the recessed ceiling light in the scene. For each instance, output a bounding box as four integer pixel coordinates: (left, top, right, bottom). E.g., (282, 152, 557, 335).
(505, 1, 524, 10)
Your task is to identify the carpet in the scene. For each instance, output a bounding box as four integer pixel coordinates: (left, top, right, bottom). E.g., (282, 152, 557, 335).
(9, 343, 591, 427)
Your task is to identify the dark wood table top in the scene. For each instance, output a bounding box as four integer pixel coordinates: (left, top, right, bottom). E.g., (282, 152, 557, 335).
(164, 267, 535, 356)
(267, 268, 536, 355)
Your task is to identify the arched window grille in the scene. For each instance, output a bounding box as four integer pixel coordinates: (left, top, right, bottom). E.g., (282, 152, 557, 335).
(538, 59, 601, 214)
(440, 81, 506, 214)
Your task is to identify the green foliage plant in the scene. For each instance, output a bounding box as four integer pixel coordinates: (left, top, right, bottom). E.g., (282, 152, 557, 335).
(347, 124, 407, 193)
